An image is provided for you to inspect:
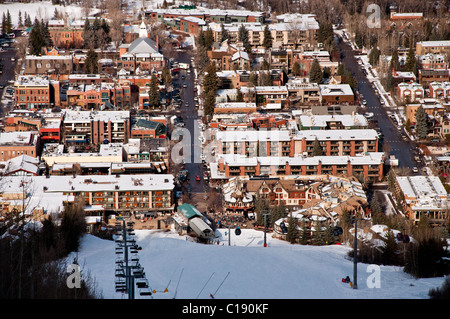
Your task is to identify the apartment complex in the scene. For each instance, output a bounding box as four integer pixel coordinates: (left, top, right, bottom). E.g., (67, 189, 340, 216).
(211, 152, 385, 182)
(416, 40, 450, 56)
(215, 129, 378, 158)
(62, 110, 130, 145)
(0, 174, 175, 220)
(395, 175, 449, 225)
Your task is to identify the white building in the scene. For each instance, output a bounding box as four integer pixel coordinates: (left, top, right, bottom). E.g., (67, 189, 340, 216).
(395, 175, 449, 225)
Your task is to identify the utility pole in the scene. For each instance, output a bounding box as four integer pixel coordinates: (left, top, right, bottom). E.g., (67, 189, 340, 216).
(353, 217, 363, 289)
(263, 212, 270, 247)
(228, 223, 231, 246)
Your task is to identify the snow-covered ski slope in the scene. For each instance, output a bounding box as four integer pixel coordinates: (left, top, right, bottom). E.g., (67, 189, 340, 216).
(69, 228, 446, 299)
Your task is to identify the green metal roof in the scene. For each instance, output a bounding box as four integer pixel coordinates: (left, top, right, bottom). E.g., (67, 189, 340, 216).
(177, 203, 202, 220)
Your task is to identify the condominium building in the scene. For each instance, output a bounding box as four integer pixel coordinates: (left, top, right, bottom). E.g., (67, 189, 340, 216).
(62, 110, 130, 145)
(215, 129, 379, 158)
(395, 175, 449, 226)
(211, 152, 385, 182)
(0, 174, 175, 220)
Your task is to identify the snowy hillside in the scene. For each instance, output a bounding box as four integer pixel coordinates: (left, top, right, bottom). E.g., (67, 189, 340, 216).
(0, 1, 100, 26)
(69, 227, 446, 299)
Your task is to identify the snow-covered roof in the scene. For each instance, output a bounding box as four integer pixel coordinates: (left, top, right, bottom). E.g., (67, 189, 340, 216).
(298, 114, 368, 128)
(294, 129, 378, 141)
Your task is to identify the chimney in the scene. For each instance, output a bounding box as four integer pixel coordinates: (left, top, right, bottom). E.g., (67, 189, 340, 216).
(156, 35, 159, 51)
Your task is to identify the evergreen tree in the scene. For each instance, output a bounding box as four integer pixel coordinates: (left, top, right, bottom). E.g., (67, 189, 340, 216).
(368, 46, 381, 66)
(41, 20, 53, 48)
(203, 90, 216, 117)
(337, 63, 346, 76)
(309, 59, 323, 84)
(1, 13, 6, 36)
(262, 24, 272, 49)
(195, 45, 210, 73)
(18, 11, 23, 27)
(196, 28, 206, 48)
(312, 219, 326, 245)
(220, 23, 229, 43)
(404, 46, 417, 76)
(29, 19, 44, 55)
(101, 19, 111, 43)
(292, 61, 301, 76)
(238, 24, 251, 53)
(203, 62, 219, 96)
(286, 214, 298, 244)
(322, 66, 331, 79)
(82, 18, 92, 48)
(381, 229, 398, 265)
(385, 70, 394, 92)
(299, 220, 309, 245)
(271, 202, 288, 228)
(317, 21, 333, 50)
(5, 10, 12, 34)
(312, 137, 324, 156)
(60, 202, 87, 254)
(25, 13, 32, 27)
(415, 105, 429, 139)
(204, 27, 214, 49)
(390, 48, 400, 71)
(148, 74, 160, 108)
(236, 87, 244, 102)
(345, 72, 357, 91)
(84, 48, 98, 74)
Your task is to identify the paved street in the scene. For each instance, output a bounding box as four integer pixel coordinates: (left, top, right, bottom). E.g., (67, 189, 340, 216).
(337, 37, 417, 170)
(175, 50, 210, 195)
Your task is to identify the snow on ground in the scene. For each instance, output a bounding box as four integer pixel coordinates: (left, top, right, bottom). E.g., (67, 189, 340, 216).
(69, 227, 446, 299)
(0, 1, 100, 27)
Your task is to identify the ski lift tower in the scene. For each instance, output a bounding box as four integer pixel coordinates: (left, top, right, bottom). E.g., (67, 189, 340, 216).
(114, 219, 152, 298)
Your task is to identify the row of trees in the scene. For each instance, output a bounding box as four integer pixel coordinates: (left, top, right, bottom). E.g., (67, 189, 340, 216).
(82, 18, 111, 51)
(28, 19, 53, 55)
(1, 10, 12, 36)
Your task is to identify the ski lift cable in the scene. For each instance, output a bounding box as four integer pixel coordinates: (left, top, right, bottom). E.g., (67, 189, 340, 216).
(173, 268, 184, 299)
(212, 272, 230, 298)
(166, 257, 183, 290)
(196, 272, 215, 299)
